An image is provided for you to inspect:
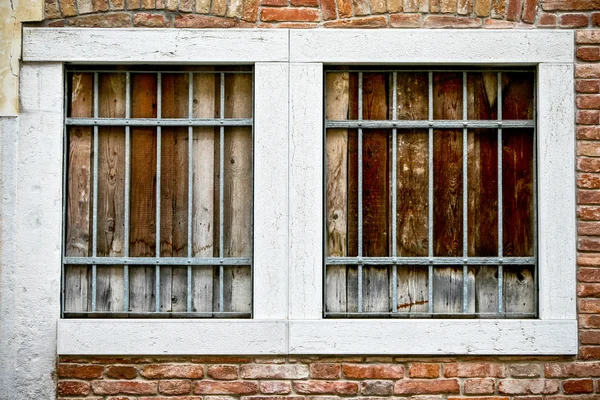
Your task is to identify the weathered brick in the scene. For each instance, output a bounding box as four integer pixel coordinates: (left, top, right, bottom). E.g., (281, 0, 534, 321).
(579, 173, 600, 189)
(579, 237, 600, 251)
(45, 0, 62, 19)
(475, 0, 492, 16)
(579, 142, 600, 157)
(545, 0, 600, 11)
(394, 379, 460, 394)
(323, 16, 388, 27)
(320, 0, 337, 18)
(538, 12, 557, 25)
(343, 364, 404, 379)
(141, 364, 204, 379)
(360, 380, 393, 395)
(133, 12, 167, 26)
(448, 398, 508, 400)
(423, 15, 482, 27)
(578, 111, 600, 125)
(563, 379, 595, 393)
(578, 282, 600, 297)
(311, 364, 342, 379)
(58, 364, 104, 379)
(579, 158, 600, 173)
(260, 7, 320, 21)
(444, 363, 505, 378)
(506, 0, 524, 20)
(69, 12, 132, 26)
(578, 30, 600, 44)
(510, 363, 541, 378)
(521, 0, 537, 22)
(498, 379, 560, 395)
(578, 95, 600, 109)
(242, 397, 304, 400)
(484, 19, 517, 27)
(578, 65, 600, 79)
(560, 13, 589, 26)
(208, 365, 239, 380)
(579, 346, 600, 359)
(581, 330, 600, 344)
(106, 366, 138, 379)
(174, 14, 242, 27)
(294, 381, 360, 395)
(464, 378, 495, 395)
(545, 395, 600, 400)
(577, 79, 600, 93)
(545, 362, 600, 377)
(193, 381, 259, 395)
(580, 268, 600, 282)
(241, 364, 309, 379)
(139, 397, 204, 400)
(291, 0, 319, 5)
(390, 13, 421, 27)
(593, 11, 600, 25)
(580, 298, 600, 313)
(92, 381, 157, 395)
(408, 364, 440, 378)
(58, 381, 92, 396)
(262, 0, 288, 6)
(159, 380, 193, 395)
(579, 48, 600, 63)
(259, 381, 291, 394)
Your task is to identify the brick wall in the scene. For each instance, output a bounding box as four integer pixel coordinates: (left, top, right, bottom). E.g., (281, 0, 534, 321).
(41, 0, 600, 398)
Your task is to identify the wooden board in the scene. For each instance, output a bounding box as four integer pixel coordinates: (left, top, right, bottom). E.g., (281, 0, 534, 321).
(503, 266, 535, 314)
(65, 72, 93, 313)
(325, 72, 349, 314)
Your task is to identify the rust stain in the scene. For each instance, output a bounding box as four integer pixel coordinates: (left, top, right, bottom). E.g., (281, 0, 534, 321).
(397, 300, 429, 309)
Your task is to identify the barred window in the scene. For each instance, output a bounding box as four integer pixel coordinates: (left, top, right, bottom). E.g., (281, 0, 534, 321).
(63, 66, 253, 317)
(325, 68, 536, 318)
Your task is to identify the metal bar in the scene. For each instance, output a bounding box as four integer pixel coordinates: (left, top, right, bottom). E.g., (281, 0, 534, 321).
(325, 120, 534, 129)
(219, 72, 225, 314)
(61, 70, 69, 317)
(64, 311, 253, 317)
(428, 71, 434, 314)
(358, 72, 363, 313)
(124, 72, 131, 313)
(67, 69, 253, 75)
(324, 311, 538, 317)
(392, 71, 398, 313)
(324, 68, 536, 74)
(64, 256, 252, 265)
(326, 256, 535, 265)
(533, 73, 538, 316)
(498, 72, 504, 314)
(155, 72, 162, 313)
(66, 117, 254, 127)
(187, 72, 194, 313)
(91, 72, 99, 312)
(462, 71, 468, 314)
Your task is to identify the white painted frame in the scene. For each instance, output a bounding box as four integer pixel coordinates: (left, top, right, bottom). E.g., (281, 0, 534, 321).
(19, 28, 576, 356)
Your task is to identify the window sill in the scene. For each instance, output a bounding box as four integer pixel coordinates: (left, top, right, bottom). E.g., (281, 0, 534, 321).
(58, 318, 577, 355)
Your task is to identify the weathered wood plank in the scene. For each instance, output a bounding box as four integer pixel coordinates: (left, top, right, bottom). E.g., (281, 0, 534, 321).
(362, 73, 390, 313)
(129, 73, 157, 312)
(474, 266, 498, 314)
(346, 73, 359, 314)
(433, 267, 463, 314)
(504, 266, 535, 314)
(65, 72, 93, 313)
(222, 72, 252, 314)
(325, 72, 349, 314)
(396, 266, 429, 313)
(96, 72, 126, 312)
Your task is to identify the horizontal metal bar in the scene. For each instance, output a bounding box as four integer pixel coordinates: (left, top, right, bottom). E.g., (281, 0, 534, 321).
(63, 311, 252, 318)
(64, 257, 252, 266)
(324, 312, 537, 318)
(326, 120, 534, 129)
(326, 257, 535, 266)
(66, 69, 253, 75)
(66, 118, 253, 127)
(324, 69, 535, 74)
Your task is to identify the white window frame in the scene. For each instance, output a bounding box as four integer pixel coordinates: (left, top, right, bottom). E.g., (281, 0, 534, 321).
(20, 28, 576, 357)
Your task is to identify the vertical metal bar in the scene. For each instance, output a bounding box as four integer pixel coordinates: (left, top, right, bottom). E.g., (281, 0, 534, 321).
(497, 72, 504, 314)
(61, 71, 69, 317)
(187, 72, 194, 313)
(462, 72, 468, 313)
(219, 72, 225, 313)
(533, 73, 538, 316)
(392, 71, 398, 313)
(358, 72, 363, 313)
(124, 72, 131, 312)
(428, 71, 434, 314)
(155, 72, 162, 312)
(91, 72, 99, 312)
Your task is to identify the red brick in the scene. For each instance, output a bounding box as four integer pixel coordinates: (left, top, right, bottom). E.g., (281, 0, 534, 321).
(408, 364, 440, 378)
(545, 0, 600, 10)
(538, 12, 557, 25)
(580, 268, 600, 282)
(510, 363, 541, 377)
(580, 298, 600, 312)
(141, 364, 204, 379)
(521, 0, 538, 22)
(133, 12, 167, 26)
(581, 330, 600, 344)
(395, 379, 460, 395)
(506, 0, 524, 20)
(360, 380, 394, 395)
(159, 380, 192, 396)
(45, 0, 61, 19)
(69, 12, 132, 27)
(579, 173, 600, 188)
(545, 395, 600, 400)
(92, 381, 157, 395)
(290, 0, 319, 6)
(563, 379, 595, 393)
(448, 398, 508, 400)
(578, 79, 600, 93)
(241, 364, 308, 379)
(498, 379, 560, 395)
(578, 65, 600, 79)
(92, 0, 109, 11)
(444, 363, 505, 378)
(578, 126, 600, 140)
(593, 11, 600, 25)
(484, 19, 517, 27)
(262, 0, 288, 6)
(343, 364, 404, 379)
(464, 378, 495, 394)
(260, 7, 320, 21)
(106, 366, 138, 379)
(193, 381, 259, 395)
(242, 397, 304, 400)
(242, 0, 260, 21)
(578, 110, 600, 125)
(579, 142, 600, 157)
(139, 397, 203, 400)
(390, 13, 421, 27)
(294, 381, 360, 395)
(423, 15, 482, 27)
(579, 158, 600, 172)
(259, 381, 291, 394)
(560, 13, 589, 26)
(578, 95, 600, 109)
(58, 381, 91, 396)
(579, 282, 600, 297)
(545, 362, 600, 377)
(174, 14, 242, 27)
(579, 48, 600, 63)
(59, 0, 78, 16)
(310, 363, 341, 379)
(208, 365, 239, 380)
(579, 346, 600, 359)
(48, 20, 65, 26)
(578, 30, 600, 44)
(323, 16, 388, 27)
(579, 237, 600, 251)
(58, 364, 104, 379)
(320, 0, 336, 19)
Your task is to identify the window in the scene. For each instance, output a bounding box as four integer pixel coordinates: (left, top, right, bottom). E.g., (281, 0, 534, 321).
(21, 28, 576, 356)
(324, 68, 536, 318)
(63, 66, 253, 317)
